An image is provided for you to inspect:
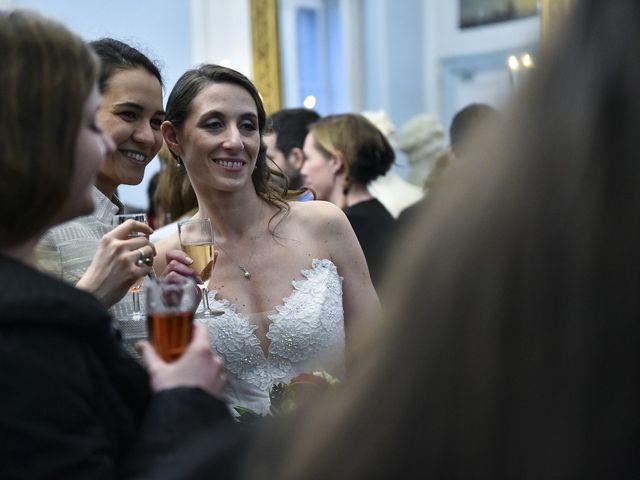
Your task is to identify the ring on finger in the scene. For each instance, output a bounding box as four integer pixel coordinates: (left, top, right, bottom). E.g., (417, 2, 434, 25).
(135, 248, 146, 267)
(143, 254, 153, 266)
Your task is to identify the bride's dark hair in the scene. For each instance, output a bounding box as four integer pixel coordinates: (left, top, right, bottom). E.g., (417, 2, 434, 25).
(164, 64, 310, 232)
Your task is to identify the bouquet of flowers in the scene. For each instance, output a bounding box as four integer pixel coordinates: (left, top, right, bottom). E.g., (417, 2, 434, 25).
(235, 370, 340, 422)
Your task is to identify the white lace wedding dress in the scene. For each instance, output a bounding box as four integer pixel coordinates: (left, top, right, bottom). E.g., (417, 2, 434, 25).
(196, 258, 345, 415)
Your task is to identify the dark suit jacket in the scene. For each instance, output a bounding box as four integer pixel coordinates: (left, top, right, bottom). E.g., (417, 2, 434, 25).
(0, 254, 244, 479)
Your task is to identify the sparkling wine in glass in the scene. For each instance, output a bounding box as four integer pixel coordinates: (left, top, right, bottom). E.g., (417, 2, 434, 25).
(112, 213, 151, 321)
(177, 218, 220, 316)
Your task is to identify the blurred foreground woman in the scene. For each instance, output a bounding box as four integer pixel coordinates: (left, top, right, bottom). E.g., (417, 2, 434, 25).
(243, 1, 640, 478)
(0, 10, 239, 478)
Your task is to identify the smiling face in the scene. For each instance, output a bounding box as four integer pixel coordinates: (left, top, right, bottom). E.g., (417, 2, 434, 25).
(95, 67, 164, 197)
(169, 82, 261, 194)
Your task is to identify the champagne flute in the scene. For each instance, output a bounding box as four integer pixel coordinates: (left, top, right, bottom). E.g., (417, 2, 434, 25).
(177, 218, 220, 317)
(112, 213, 152, 321)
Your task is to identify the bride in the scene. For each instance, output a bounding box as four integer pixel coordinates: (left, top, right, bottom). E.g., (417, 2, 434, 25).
(155, 64, 379, 415)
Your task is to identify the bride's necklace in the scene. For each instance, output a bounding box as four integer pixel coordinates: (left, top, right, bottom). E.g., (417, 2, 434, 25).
(213, 204, 266, 281)
(214, 240, 253, 280)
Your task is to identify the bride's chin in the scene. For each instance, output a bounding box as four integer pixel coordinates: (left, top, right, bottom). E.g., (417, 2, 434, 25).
(203, 176, 253, 192)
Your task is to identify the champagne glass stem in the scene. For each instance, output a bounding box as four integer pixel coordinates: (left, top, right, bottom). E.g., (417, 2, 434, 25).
(147, 267, 157, 281)
(201, 285, 213, 317)
(132, 290, 140, 313)
(130, 288, 145, 321)
(200, 281, 223, 316)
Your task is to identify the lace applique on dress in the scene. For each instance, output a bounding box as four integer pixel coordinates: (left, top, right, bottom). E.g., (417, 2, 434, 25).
(196, 258, 345, 414)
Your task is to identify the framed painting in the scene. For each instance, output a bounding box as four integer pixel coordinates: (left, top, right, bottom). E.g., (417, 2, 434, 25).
(459, 0, 539, 29)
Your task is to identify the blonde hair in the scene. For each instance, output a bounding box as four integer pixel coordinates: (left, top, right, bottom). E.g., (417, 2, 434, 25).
(0, 10, 98, 248)
(309, 114, 395, 208)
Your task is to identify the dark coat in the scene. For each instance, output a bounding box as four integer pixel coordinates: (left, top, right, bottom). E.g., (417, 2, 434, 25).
(0, 254, 244, 479)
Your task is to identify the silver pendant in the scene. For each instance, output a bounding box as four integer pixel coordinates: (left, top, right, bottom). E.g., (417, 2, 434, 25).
(240, 266, 251, 280)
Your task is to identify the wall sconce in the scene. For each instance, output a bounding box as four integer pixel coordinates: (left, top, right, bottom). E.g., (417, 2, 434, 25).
(508, 53, 535, 89)
(303, 95, 317, 109)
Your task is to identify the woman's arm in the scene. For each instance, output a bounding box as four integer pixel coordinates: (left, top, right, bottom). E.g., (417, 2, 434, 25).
(311, 201, 381, 335)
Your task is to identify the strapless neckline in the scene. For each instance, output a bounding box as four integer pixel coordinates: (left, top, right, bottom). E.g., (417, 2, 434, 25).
(201, 258, 337, 358)
(206, 258, 335, 316)
(196, 258, 345, 408)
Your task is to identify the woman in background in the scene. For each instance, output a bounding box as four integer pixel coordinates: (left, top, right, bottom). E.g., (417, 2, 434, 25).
(301, 114, 396, 290)
(0, 10, 235, 478)
(243, 0, 640, 478)
(36, 37, 165, 357)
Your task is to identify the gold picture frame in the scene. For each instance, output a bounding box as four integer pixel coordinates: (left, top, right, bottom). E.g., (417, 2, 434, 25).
(459, 0, 538, 29)
(250, 0, 282, 115)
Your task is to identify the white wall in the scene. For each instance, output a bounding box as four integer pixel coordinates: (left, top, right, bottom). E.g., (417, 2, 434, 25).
(423, 0, 539, 127)
(7, 0, 193, 210)
(190, 0, 253, 78)
(344, 0, 538, 177)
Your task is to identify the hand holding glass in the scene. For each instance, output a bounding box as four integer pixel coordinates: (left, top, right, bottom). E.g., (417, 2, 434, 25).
(146, 277, 198, 362)
(177, 218, 220, 316)
(112, 213, 151, 321)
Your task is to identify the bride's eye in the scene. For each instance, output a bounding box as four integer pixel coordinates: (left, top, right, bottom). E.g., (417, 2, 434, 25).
(240, 120, 257, 132)
(150, 117, 163, 131)
(203, 119, 224, 130)
(118, 111, 137, 121)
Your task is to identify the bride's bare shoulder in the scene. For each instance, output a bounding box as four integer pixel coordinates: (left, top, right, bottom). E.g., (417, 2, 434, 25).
(287, 200, 351, 235)
(290, 199, 342, 219)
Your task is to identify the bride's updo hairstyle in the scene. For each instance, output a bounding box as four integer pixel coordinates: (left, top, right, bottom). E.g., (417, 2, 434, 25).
(0, 10, 98, 249)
